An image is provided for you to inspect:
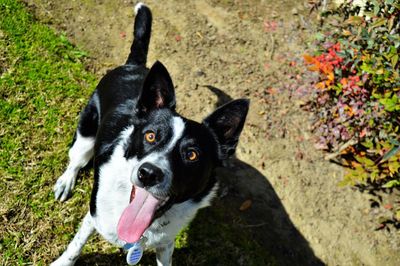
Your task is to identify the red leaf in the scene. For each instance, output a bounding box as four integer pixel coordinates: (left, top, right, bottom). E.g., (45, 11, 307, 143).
(383, 204, 393, 210)
(263, 20, 278, 32)
(175, 35, 182, 42)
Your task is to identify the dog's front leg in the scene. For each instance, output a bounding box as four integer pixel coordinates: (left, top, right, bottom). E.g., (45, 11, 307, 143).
(156, 241, 174, 266)
(51, 212, 94, 266)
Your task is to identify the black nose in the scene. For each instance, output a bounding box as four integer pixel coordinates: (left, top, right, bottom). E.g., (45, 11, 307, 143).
(137, 162, 164, 187)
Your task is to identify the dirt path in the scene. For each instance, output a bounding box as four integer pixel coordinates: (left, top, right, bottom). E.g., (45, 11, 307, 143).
(26, 0, 400, 265)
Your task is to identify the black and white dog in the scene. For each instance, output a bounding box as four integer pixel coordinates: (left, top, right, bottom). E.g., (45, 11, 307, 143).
(52, 3, 249, 266)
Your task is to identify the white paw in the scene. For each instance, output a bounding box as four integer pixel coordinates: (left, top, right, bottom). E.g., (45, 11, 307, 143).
(54, 171, 76, 202)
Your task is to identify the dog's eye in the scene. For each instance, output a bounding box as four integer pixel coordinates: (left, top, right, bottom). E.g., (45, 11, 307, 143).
(186, 149, 199, 162)
(145, 131, 156, 143)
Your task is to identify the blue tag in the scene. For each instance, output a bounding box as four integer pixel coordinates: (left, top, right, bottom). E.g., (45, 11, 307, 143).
(126, 242, 143, 265)
(123, 243, 134, 250)
(125, 237, 147, 265)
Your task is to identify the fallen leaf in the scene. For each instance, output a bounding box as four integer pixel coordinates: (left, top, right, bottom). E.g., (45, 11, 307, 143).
(383, 204, 393, 210)
(342, 29, 351, 36)
(295, 150, 304, 160)
(375, 223, 385, 230)
(263, 20, 278, 32)
(303, 54, 314, 64)
(266, 87, 278, 94)
(239, 199, 252, 211)
(175, 35, 182, 42)
(396, 210, 400, 221)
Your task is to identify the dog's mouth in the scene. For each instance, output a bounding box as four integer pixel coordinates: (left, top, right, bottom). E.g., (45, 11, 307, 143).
(117, 186, 171, 243)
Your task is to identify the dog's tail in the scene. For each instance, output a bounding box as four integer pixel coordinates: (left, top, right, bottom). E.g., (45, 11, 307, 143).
(126, 3, 152, 65)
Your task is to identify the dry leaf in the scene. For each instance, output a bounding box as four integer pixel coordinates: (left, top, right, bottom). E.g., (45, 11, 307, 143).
(383, 204, 393, 210)
(239, 199, 252, 211)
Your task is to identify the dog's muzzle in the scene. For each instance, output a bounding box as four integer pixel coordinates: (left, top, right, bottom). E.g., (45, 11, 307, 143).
(137, 162, 164, 187)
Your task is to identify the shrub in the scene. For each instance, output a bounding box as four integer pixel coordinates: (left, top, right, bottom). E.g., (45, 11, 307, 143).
(304, 0, 400, 191)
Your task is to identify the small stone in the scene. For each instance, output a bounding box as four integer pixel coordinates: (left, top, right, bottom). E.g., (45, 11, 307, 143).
(194, 70, 205, 77)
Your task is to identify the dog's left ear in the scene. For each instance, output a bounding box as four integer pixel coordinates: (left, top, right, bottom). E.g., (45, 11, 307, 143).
(138, 61, 176, 113)
(203, 99, 250, 160)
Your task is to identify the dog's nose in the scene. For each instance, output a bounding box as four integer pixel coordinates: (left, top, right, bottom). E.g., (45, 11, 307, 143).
(137, 162, 164, 187)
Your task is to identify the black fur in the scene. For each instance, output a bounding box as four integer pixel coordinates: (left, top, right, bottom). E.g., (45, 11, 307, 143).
(126, 4, 152, 65)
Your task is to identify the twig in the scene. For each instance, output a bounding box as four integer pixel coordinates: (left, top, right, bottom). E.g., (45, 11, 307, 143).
(322, 0, 328, 12)
(238, 222, 268, 228)
(324, 137, 358, 160)
(269, 34, 275, 60)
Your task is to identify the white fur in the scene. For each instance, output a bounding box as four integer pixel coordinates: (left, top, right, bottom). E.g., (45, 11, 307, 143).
(134, 2, 144, 15)
(54, 133, 95, 202)
(167, 117, 185, 151)
(156, 241, 174, 266)
(93, 126, 138, 246)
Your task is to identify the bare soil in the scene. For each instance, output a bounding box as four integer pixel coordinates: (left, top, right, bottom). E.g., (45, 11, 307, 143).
(25, 0, 400, 265)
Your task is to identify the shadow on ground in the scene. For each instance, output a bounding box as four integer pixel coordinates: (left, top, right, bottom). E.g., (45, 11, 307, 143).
(76, 87, 323, 266)
(77, 159, 323, 266)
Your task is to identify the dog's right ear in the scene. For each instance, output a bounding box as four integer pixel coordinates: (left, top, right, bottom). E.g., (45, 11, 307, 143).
(203, 99, 249, 161)
(138, 61, 176, 114)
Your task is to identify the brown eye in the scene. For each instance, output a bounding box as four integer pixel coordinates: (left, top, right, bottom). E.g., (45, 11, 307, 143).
(186, 150, 199, 161)
(145, 131, 156, 143)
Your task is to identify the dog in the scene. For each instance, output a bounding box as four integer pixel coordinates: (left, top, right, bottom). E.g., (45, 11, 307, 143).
(51, 3, 249, 266)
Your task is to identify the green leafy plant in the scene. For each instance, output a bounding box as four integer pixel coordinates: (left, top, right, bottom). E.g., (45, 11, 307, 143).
(304, 0, 400, 190)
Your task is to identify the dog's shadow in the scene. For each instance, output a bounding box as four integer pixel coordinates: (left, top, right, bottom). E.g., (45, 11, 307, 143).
(174, 86, 323, 265)
(181, 160, 324, 266)
(77, 86, 323, 265)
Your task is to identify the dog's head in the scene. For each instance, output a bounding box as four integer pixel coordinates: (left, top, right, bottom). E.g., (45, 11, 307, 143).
(118, 61, 249, 243)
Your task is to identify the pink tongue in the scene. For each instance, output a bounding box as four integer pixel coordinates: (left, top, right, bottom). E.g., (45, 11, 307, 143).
(117, 186, 160, 243)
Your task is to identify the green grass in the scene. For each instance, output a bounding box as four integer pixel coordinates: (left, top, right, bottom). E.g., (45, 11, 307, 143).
(0, 0, 275, 265)
(0, 0, 96, 264)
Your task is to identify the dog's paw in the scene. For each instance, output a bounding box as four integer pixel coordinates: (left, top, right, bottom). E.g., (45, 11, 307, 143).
(54, 171, 76, 202)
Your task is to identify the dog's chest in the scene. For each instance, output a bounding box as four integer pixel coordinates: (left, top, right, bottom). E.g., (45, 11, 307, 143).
(92, 127, 136, 245)
(143, 201, 204, 248)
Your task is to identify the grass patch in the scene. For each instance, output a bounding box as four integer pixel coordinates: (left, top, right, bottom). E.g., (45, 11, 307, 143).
(0, 0, 96, 264)
(0, 0, 276, 265)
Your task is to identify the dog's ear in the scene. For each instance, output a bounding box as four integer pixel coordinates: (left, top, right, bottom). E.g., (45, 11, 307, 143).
(203, 99, 249, 160)
(138, 61, 176, 113)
